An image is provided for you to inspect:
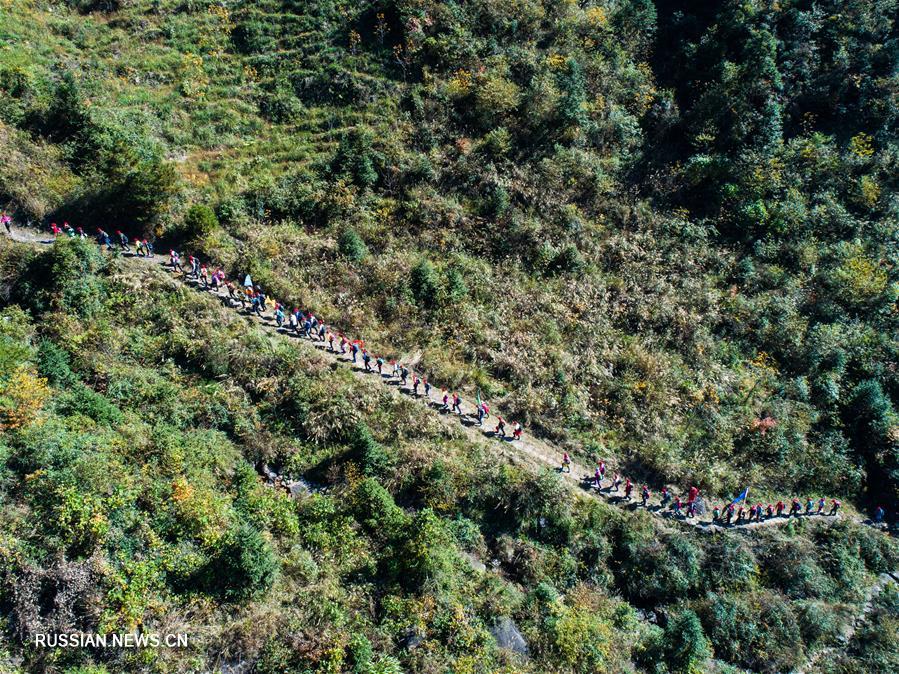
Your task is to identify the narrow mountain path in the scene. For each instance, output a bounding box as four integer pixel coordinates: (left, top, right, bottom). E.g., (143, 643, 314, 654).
(5, 226, 889, 538)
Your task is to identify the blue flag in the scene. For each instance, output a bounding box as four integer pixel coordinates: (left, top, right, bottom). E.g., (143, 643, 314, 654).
(731, 487, 750, 505)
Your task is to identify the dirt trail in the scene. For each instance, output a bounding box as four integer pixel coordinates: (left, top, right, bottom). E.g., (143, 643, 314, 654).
(6, 226, 889, 538)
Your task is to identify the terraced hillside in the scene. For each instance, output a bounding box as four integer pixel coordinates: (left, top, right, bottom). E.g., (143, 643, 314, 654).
(0, 1, 897, 672)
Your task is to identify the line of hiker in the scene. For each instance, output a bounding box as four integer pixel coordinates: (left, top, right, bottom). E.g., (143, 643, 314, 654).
(162, 246, 528, 443)
(565, 453, 879, 527)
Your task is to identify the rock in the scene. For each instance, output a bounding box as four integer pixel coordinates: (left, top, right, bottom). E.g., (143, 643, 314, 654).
(463, 551, 486, 572)
(288, 480, 310, 498)
(399, 627, 424, 650)
(490, 617, 529, 658)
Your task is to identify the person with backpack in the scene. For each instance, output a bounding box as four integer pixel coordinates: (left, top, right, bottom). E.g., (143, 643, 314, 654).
(317, 323, 326, 341)
(494, 416, 506, 438)
(63, 222, 75, 237)
(712, 504, 721, 521)
(200, 264, 210, 288)
(829, 500, 841, 516)
(275, 305, 285, 328)
(641, 485, 650, 508)
(76, 226, 86, 239)
(376, 357, 385, 375)
(789, 498, 801, 518)
(116, 230, 131, 252)
(598, 460, 606, 482)
(351, 341, 359, 363)
(512, 421, 522, 440)
(624, 479, 633, 500)
(362, 349, 372, 372)
(169, 250, 182, 272)
(1, 213, 11, 235)
(423, 378, 431, 398)
(874, 506, 885, 523)
(673, 497, 682, 517)
(400, 365, 409, 387)
(97, 228, 112, 249)
(451, 392, 462, 415)
(327, 331, 335, 351)
(562, 452, 571, 473)
(477, 401, 488, 425)
(612, 474, 622, 492)
(660, 486, 670, 507)
(775, 500, 785, 517)
(413, 375, 421, 397)
(817, 497, 826, 515)
(51, 223, 61, 238)
(594, 466, 602, 488)
(805, 498, 814, 516)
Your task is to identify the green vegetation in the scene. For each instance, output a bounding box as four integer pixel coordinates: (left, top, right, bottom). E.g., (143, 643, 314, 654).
(0, 0, 897, 671)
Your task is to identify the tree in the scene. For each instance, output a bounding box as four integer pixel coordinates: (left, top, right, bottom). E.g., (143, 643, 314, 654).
(338, 228, 368, 262)
(663, 609, 711, 673)
(203, 522, 278, 601)
(409, 259, 439, 308)
(183, 204, 220, 242)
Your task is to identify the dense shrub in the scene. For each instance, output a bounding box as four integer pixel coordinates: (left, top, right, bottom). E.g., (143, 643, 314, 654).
(338, 227, 368, 262)
(202, 522, 278, 601)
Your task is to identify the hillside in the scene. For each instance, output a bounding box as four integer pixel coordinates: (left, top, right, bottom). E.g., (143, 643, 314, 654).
(0, 1, 897, 672)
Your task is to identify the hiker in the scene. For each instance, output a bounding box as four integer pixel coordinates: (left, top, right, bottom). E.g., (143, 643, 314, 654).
(392, 361, 400, 379)
(275, 306, 285, 327)
(441, 391, 450, 411)
(816, 497, 826, 515)
(874, 506, 885, 523)
(712, 504, 721, 521)
(63, 223, 75, 237)
(288, 309, 298, 331)
(116, 230, 131, 252)
(561, 452, 571, 473)
(775, 500, 785, 516)
(169, 250, 182, 272)
(736, 507, 746, 524)
(660, 486, 670, 507)
(805, 498, 814, 516)
(362, 350, 372, 372)
(687, 500, 695, 518)
(598, 460, 606, 482)
(766, 504, 774, 519)
(594, 466, 602, 488)
(641, 485, 650, 508)
(76, 226, 86, 239)
(477, 401, 488, 425)
(673, 496, 682, 517)
(339, 335, 348, 354)
(135, 239, 147, 256)
(351, 341, 359, 363)
(829, 499, 841, 516)
(512, 421, 522, 440)
(97, 228, 112, 249)
(400, 365, 409, 386)
(144, 239, 154, 256)
(494, 416, 506, 438)
(755, 503, 764, 521)
(51, 223, 60, 238)
(200, 265, 209, 288)
(1, 213, 10, 235)
(424, 378, 431, 398)
(451, 392, 462, 415)
(725, 503, 735, 524)
(413, 375, 420, 396)
(612, 474, 622, 492)
(376, 356, 384, 375)
(789, 498, 801, 518)
(624, 479, 633, 500)
(317, 323, 326, 341)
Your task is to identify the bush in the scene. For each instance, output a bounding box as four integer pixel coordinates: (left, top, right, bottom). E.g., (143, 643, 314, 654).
(202, 522, 278, 601)
(348, 424, 391, 477)
(663, 609, 710, 673)
(36, 339, 74, 386)
(56, 384, 122, 425)
(338, 228, 368, 262)
(409, 259, 440, 308)
(183, 204, 220, 243)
